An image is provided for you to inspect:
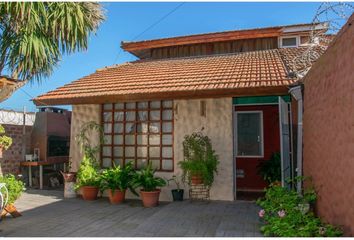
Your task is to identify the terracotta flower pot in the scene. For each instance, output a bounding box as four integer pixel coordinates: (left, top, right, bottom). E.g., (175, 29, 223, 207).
(140, 189, 161, 207)
(81, 186, 99, 201)
(191, 174, 203, 185)
(61, 172, 76, 182)
(108, 189, 126, 204)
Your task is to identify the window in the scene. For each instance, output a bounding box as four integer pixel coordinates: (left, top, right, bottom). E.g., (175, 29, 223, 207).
(280, 36, 299, 48)
(236, 111, 263, 157)
(101, 100, 174, 171)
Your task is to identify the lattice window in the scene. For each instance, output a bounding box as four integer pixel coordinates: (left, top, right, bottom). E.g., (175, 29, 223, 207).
(101, 100, 174, 172)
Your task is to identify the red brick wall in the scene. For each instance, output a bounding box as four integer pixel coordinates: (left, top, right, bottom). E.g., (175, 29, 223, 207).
(303, 15, 354, 236)
(0, 124, 32, 175)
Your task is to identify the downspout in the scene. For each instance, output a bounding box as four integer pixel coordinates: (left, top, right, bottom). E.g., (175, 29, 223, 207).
(288, 85, 303, 193)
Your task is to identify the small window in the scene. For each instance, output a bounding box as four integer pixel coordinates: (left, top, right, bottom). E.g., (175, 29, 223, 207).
(280, 36, 298, 48)
(236, 111, 263, 157)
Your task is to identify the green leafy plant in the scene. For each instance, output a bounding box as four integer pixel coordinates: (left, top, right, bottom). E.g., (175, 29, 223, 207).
(99, 162, 136, 193)
(0, 125, 12, 150)
(167, 175, 184, 191)
(256, 182, 342, 237)
(178, 132, 219, 186)
(0, 174, 25, 204)
(75, 121, 104, 190)
(131, 164, 166, 193)
(257, 152, 281, 184)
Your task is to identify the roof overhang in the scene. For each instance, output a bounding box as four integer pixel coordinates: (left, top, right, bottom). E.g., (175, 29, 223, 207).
(34, 86, 289, 106)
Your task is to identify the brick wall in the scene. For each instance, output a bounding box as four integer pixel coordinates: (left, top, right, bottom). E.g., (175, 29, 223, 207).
(0, 124, 32, 175)
(303, 15, 354, 236)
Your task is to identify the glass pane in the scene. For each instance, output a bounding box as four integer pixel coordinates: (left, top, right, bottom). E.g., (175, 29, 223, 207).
(149, 122, 160, 133)
(114, 103, 124, 110)
(125, 147, 135, 157)
(162, 110, 173, 120)
(138, 102, 148, 109)
(150, 110, 160, 121)
(162, 134, 172, 145)
(102, 146, 111, 156)
(162, 147, 173, 158)
(126, 102, 135, 109)
(149, 135, 160, 145)
(282, 37, 297, 47)
(149, 147, 160, 158)
(137, 159, 147, 169)
(137, 123, 148, 133)
(237, 112, 262, 156)
(114, 159, 123, 167)
(104, 123, 112, 133)
(125, 135, 135, 145)
(137, 111, 148, 121)
(151, 101, 161, 108)
(113, 147, 123, 157)
(162, 100, 173, 108)
(162, 122, 172, 133)
(137, 135, 148, 145)
(162, 159, 173, 171)
(103, 104, 113, 110)
(104, 135, 112, 145)
(125, 159, 135, 166)
(103, 112, 112, 122)
(125, 123, 135, 133)
(125, 111, 136, 121)
(150, 159, 160, 170)
(114, 112, 124, 121)
(114, 123, 123, 133)
(137, 147, 147, 157)
(102, 158, 112, 168)
(114, 135, 123, 145)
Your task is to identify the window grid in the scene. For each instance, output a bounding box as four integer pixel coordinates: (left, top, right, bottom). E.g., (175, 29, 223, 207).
(101, 101, 174, 172)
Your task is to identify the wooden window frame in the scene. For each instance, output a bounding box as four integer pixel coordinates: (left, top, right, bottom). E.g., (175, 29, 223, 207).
(101, 100, 174, 172)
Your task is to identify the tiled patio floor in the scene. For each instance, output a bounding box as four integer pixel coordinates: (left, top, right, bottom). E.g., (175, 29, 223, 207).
(0, 189, 262, 237)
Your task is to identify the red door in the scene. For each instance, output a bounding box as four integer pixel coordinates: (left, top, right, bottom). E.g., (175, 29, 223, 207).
(235, 105, 280, 192)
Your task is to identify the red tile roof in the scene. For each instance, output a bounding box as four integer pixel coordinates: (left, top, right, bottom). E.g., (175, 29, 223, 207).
(34, 48, 311, 106)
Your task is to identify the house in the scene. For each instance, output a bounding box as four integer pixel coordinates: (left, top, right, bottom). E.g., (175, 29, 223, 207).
(34, 22, 328, 201)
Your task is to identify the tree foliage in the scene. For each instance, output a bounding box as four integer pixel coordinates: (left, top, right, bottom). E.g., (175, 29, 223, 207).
(0, 2, 105, 95)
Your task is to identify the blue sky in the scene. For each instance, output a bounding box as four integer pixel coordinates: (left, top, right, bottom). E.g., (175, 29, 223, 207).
(1, 2, 322, 112)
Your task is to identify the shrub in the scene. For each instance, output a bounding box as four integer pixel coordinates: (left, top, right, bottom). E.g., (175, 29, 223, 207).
(257, 152, 281, 184)
(0, 125, 12, 150)
(0, 174, 25, 204)
(257, 184, 343, 237)
(178, 132, 219, 186)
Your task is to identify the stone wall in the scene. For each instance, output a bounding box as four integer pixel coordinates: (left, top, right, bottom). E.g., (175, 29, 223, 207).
(70, 98, 234, 201)
(0, 124, 32, 175)
(303, 15, 354, 236)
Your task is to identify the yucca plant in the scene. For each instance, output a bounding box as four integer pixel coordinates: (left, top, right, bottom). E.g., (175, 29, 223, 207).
(100, 162, 136, 194)
(131, 164, 166, 192)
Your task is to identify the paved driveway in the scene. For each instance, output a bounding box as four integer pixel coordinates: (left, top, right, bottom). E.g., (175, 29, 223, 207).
(1, 190, 262, 237)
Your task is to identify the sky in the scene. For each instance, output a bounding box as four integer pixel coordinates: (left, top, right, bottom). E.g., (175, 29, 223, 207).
(0, 2, 323, 112)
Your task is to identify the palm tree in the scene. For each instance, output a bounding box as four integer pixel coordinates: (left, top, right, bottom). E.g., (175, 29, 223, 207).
(0, 2, 105, 102)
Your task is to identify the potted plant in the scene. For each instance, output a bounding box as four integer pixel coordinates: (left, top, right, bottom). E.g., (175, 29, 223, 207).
(75, 121, 104, 201)
(257, 152, 281, 185)
(131, 164, 166, 207)
(61, 158, 77, 198)
(99, 162, 135, 204)
(167, 175, 184, 201)
(178, 132, 219, 187)
(0, 174, 25, 217)
(0, 125, 12, 158)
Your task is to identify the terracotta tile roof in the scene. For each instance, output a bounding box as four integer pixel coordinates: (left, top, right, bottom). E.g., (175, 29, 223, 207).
(34, 48, 309, 106)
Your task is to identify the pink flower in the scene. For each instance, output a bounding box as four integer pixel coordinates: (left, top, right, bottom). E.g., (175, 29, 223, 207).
(258, 209, 265, 218)
(278, 210, 286, 218)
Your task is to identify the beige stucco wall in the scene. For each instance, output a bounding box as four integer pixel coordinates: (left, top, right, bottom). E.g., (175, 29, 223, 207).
(69, 104, 101, 172)
(70, 98, 234, 201)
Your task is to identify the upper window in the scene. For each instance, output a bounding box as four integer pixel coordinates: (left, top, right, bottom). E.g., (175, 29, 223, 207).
(236, 111, 263, 157)
(280, 36, 299, 48)
(101, 100, 174, 171)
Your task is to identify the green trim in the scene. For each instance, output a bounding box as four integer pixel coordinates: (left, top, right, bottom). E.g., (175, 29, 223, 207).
(233, 95, 291, 105)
